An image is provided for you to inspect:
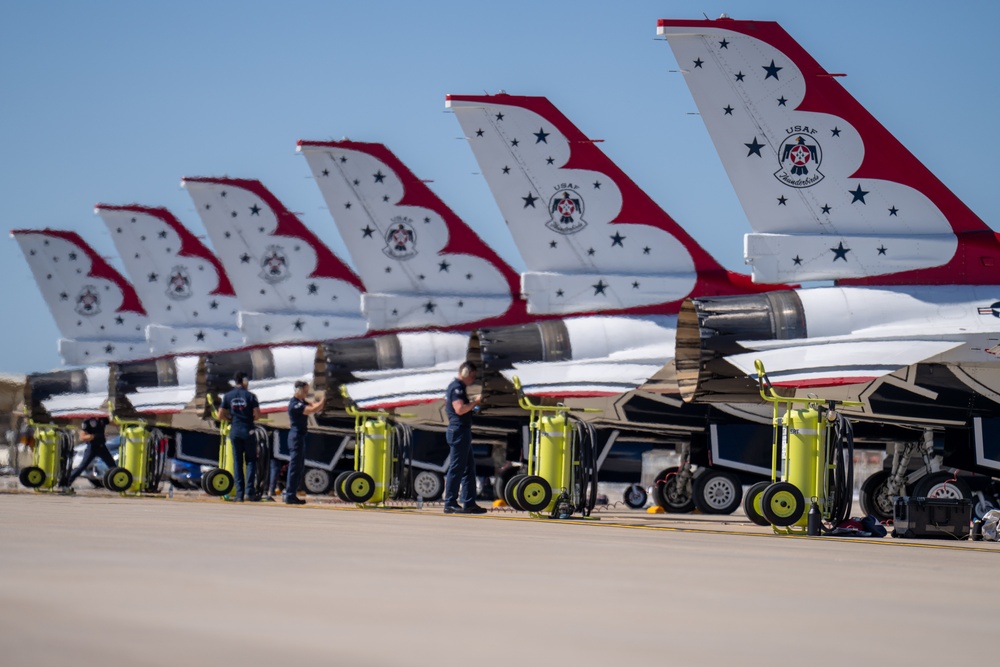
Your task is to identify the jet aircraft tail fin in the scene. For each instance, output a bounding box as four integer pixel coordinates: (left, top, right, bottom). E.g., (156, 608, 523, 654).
(446, 93, 773, 316)
(95, 204, 244, 355)
(297, 139, 525, 331)
(182, 177, 367, 344)
(11, 229, 149, 365)
(656, 18, 1000, 286)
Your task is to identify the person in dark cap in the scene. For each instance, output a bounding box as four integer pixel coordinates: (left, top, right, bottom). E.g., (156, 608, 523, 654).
(283, 380, 325, 505)
(218, 371, 260, 502)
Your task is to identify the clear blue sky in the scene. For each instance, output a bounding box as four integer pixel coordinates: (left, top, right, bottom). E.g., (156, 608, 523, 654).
(2, 1, 997, 374)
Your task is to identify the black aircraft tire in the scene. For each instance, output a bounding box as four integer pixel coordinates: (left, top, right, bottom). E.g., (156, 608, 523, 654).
(858, 470, 896, 522)
(623, 483, 648, 509)
(653, 467, 695, 513)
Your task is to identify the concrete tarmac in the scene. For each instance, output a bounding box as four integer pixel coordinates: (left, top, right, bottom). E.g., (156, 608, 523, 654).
(1, 491, 997, 667)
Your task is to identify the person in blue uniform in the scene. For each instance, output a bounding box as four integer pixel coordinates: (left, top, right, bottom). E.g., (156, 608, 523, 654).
(443, 362, 487, 514)
(64, 417, 114, 492)
(219, 371, 261, 502)
(284, 380, 325, 505)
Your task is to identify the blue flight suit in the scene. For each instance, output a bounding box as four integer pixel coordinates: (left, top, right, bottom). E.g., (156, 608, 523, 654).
(221, 386, 260, 501)
(285, 396, 308, 500)
(443, 379, 476, 509)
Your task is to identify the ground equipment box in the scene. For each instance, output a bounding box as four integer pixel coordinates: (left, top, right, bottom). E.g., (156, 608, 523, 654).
(892, 496, 971, 540)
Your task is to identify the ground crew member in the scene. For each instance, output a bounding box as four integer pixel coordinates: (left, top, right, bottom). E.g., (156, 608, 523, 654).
(442, 362, 487, 514)
(219, 371, 260, 502)
(284, 380, 325, 505)
(64, 416, 114, 492)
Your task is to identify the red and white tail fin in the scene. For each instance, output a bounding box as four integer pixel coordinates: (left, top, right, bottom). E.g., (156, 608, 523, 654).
(95, 204, 244, 356)
(297, 140, 526, 330)
(656, 18, 1000, 286)
(446, 93, 766, 316)
(11, 229, 149, 365)
(182, 177, 367, 344)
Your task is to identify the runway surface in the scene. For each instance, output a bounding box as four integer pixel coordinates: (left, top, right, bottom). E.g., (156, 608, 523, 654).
(1, 491, 997, 666)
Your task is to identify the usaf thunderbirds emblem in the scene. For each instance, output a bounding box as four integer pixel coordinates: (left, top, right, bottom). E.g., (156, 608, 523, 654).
(383, 217, 417, 260)
(74, 285, 101, 316)
(775, 133, 824, 188)
(260, 245, 290, 284)
(547, 186, 587, 234)
(166, 266, 192, 300)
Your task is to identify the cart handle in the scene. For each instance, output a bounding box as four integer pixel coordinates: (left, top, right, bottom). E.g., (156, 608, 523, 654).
(754, 360, 864, 408)
(511, 376, 601, 413)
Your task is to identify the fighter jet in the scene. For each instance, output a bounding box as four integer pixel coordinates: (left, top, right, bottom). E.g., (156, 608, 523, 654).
(657, 17, 1000, 516)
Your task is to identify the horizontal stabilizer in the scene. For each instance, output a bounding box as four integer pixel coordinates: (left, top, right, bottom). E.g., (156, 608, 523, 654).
(146, 324, 241, 357)
(728, 339, 965, 388)
(522, 271, 697, 315)
(237, 311, 366, 346)
(744, 233, 959, 284)
(362, 293, 512, 331)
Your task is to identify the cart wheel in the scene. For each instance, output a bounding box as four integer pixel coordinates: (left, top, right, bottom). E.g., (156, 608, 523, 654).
(914, 472, 972, 501)
(303, 468, 333, 495)
(514, 475, 552, 513)
(344, 471, 375, 503)
(743, 481, 771, 526)
(334, 471, 353, 502)
(858, 470, 896, 522)
(623, 483, 648, 509)
(19, 466, 45, 489)
(761, 482, 805, 527)
(652, 467, 696, 513)
(411, 470, 444, 502)
(106, 466, 134, 493)
(693, 469, 744, 515)
(204, 468, 234, 497)
(504, 474, 528, 511)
